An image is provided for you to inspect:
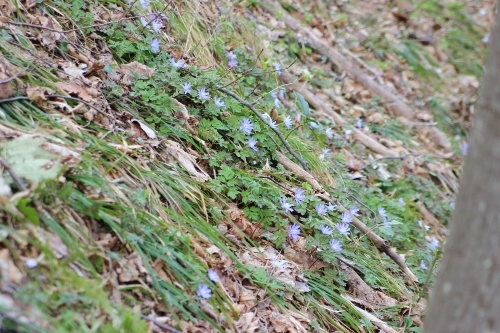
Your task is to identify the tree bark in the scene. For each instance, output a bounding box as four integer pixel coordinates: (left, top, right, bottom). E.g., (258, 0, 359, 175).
(425, 5, 500, 333)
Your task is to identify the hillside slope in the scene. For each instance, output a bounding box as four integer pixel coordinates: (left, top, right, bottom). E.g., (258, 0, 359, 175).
(0, 0, 491, 332)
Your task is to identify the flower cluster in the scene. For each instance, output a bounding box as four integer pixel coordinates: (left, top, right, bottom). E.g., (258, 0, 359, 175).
(227, 51, 238, 68)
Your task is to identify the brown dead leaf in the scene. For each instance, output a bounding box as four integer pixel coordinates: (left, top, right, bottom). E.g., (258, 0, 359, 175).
(283, 247, 327, 270)
(0, 70, 13, 100)
(237, 312, 260, 333)
(26, 86, 56, 105)
(342, 149, 362, 171)
(164, 140, 210, 181)
(130, 119, 157, 140)
(116, 252, 151, 284)
(37, 16, 62, 48)
(366, 112, 385, 124)
(96, 233, 117, 249)
(0, 248, 23, 286)
(60, 61, 87, 81)
(55, 81, 93, 102)
(120, 61, 155, 86)
(225, 204, 261, 239)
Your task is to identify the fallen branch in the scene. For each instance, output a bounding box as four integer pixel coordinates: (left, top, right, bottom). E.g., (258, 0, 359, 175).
(218, 87, 309, 172)
(140, 315, 183, 333)
(280, 71, 398, 157)
(276, 151, 418, 283)
(260, 0, 451, 151)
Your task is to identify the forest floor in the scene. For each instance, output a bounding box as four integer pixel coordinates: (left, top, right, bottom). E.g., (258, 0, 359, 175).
(0, 0, 493, 332)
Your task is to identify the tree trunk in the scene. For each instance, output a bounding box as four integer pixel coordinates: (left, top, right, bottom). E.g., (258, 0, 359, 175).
(425, 5, 500, 333)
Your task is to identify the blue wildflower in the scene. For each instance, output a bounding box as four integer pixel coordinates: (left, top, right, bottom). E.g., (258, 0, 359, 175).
(280, 197, 294, 213)
(315, 204, 328, 216)
(197, 284, 212, 299)
(150, 38, 160, 53)
(288, 224, 300, 241)
(337, 223, 350, 235)
(248, 137, 258, 151)
(239, 118, 253, 135)
(197, 88, 210, 101)
(329, 239, 342, 252)
(320, 225, 333, 235)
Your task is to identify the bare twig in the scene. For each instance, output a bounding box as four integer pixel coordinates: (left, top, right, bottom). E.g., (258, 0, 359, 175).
(217, 87, 309, 172)
(140, 315, 183, 333)
(0, 65, 31, 84)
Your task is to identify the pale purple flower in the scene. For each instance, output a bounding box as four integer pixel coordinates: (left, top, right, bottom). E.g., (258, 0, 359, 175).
(239, 118, 253, 135)
(337, 222, 350, 235)
(181, 82, 191, 94)
(25, 259, 38, 269)
(280, 197, 294, 213)
(293, 188, 306, 204)
(152, 19, 163, 33)
(399, 197, 405, 206)
(288, 223, 300, 241)
(208, 269, 220, 282)
(248, 137, 258, 151)
(197, 88, 210, 101)
(356, 118, 363, 129)
(327, 203, 337, 211)
(329, 239, 342, 252)
(227, 51, 237, 60)
(462, 142, 469, 156)
(268, 119, 278, 129)
(228, 59, 238, 68)
(325, 128, 333, 139)
(140, 17, 149, 27)
(275, 62, 282, 76)
(274, 98, 282, 108)
(320, 225, 333, 235)
(417, 220, 429, 231)
(197, 284, 212, 299)
(378, 207, 387, 223)
(245, 44, 253, 51)
(309, 122, 320, 130)
(341, 212, 353, 224)
(315, 204, 328, 216)
(483, 33, 490, 44)
(170, 58, 186, 69)
(427, 236, 439, 250)
(279, 89, 285, 99)
(139, 0, 150, 9)
(420, 260, 428, 270)
(214, 97, 225, 107)
(350, 206, 359, 217)
(283, 115, 293, 129)
(322, 147, 330, 155)
(150, 38, 160, 53)
(270, 91, 278, 99)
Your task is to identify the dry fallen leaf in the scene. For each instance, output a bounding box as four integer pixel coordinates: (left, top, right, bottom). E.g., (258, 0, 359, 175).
(55, 81, 94, 102)
(131, 119, 157, 139)
(164, 140, 210, 181)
